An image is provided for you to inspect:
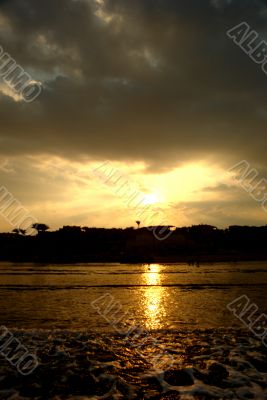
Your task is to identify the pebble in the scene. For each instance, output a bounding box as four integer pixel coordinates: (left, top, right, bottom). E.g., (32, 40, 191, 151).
(163, 369, 194, 386)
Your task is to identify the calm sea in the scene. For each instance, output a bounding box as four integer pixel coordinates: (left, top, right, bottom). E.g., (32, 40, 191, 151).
(1, 261, 267, 331)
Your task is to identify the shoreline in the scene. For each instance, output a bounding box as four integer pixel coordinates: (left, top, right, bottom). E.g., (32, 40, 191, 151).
(1, 328, 266, 399)
(1, 255, 267, 264)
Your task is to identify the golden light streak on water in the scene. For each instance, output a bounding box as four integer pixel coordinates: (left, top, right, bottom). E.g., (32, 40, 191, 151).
(142, 264, 166, 330)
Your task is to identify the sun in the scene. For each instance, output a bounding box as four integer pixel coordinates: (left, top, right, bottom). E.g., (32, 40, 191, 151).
(142, 193, 159, 205)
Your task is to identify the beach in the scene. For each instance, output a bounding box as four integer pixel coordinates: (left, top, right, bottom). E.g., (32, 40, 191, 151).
(1, 328, 267, 399)
(1, 0, 266, 397)
(1, 262, 267, 399)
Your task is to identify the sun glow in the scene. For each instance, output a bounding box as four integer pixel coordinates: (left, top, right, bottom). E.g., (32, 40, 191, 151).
(142, 193, 159, 205)
(3, 156, 235, 232)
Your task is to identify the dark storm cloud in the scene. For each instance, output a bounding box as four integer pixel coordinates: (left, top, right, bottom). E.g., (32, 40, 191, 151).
(0, 0, 267, 171)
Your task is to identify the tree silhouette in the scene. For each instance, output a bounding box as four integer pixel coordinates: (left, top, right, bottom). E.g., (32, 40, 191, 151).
(0, 223, 267, 264)
(31, 223, 50, 234)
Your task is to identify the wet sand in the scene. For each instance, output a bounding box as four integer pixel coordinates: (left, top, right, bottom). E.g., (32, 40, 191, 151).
(1, 328, 267, 399)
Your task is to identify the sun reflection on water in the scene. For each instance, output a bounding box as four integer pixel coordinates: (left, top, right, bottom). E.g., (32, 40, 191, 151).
(143, 264, 166, 330)
(146, 263, 161, 285)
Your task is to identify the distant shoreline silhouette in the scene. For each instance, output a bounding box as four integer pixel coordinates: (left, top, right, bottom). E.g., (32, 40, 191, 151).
(1, 224, 267, 263)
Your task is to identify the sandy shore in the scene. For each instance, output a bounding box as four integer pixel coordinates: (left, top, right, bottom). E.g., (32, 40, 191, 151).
(1, 328, 267, 399)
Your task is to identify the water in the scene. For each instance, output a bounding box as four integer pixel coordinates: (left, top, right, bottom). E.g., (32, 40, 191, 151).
(1, 261, 267, 331)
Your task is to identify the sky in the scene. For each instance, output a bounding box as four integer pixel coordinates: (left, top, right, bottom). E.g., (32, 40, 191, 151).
(0, 0, 267, 232)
